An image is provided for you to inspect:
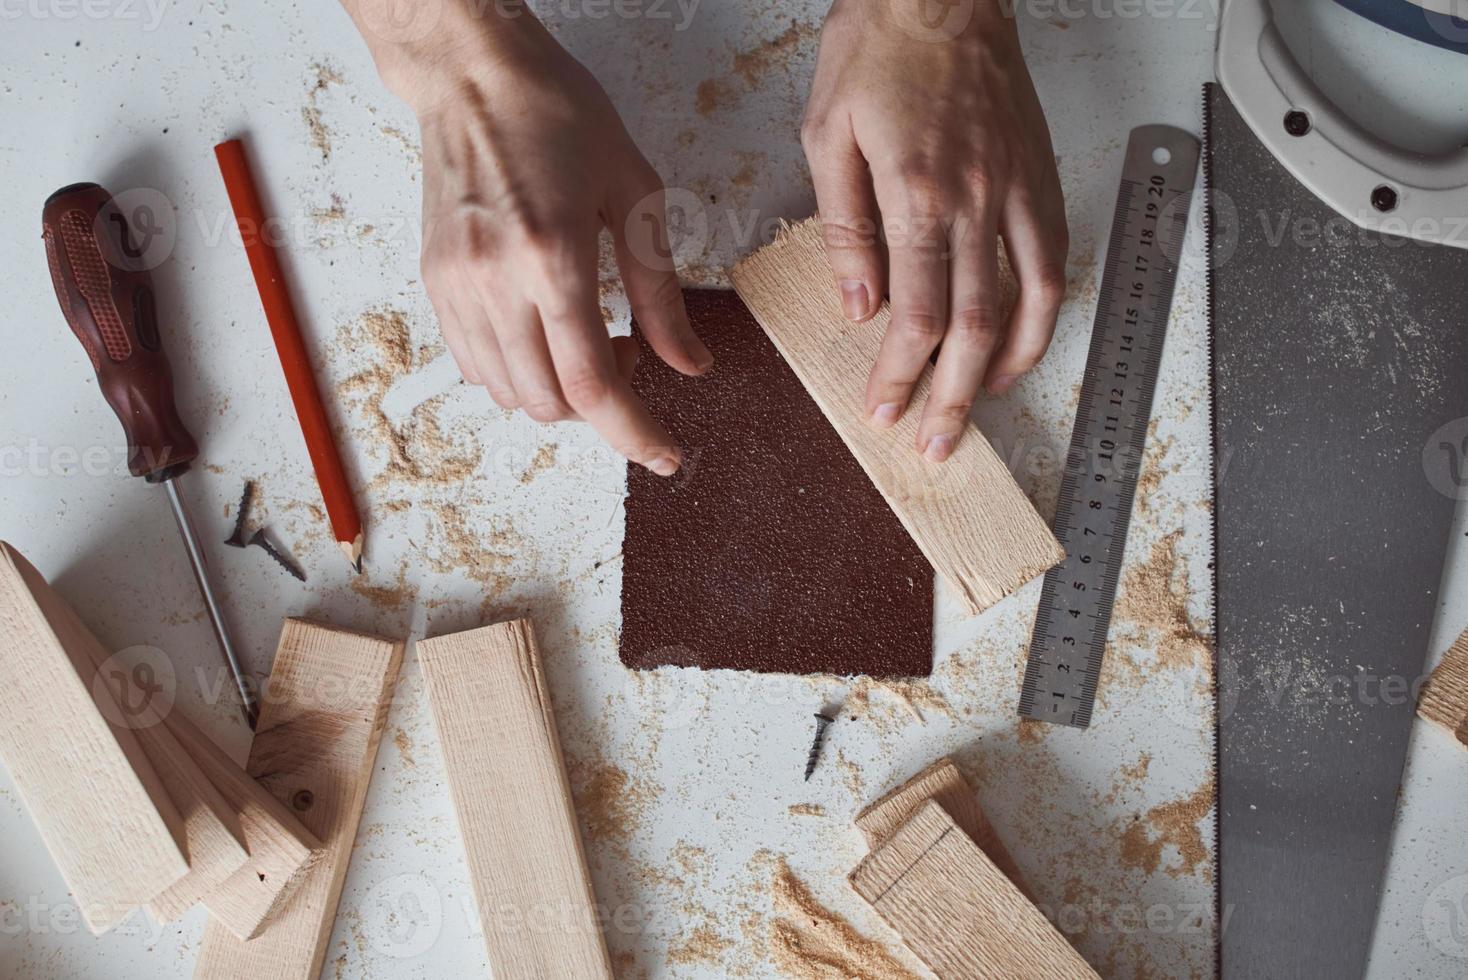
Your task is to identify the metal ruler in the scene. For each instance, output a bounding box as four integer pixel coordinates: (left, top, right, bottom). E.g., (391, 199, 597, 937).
(1018, 125, 1200, 729)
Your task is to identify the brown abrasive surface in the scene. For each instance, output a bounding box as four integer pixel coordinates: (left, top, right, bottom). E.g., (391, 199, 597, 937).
(620, 288, 933, 677)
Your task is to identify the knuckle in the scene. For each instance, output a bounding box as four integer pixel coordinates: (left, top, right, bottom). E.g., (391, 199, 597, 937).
(559, 367, 614, 412)
(1031, 264, 1068, 306)
(487, 386, 519, 410)
(821, 215, 880, 254)
(949, 306, 1004, 343)
(927, 400, 975, 426)
(895, 309, 947, 344)
(799, 115, 832, 156)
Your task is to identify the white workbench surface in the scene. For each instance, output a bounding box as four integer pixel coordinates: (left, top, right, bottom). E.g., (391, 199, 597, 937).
(2, 2, 1466, 978)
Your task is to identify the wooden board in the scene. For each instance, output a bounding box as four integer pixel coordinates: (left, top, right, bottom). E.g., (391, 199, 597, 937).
(52, 592, 252, 927)
(854, 758, 1029, 899)
(1419, 626, 1468, 747)
(166, 708, 322, 940)
(850, 800, 1097, 980)
(729, 218, 1064, 615)
(0, 542, 188, 933)
(194, 618, 404, 980)
(417, 620, 614, 979)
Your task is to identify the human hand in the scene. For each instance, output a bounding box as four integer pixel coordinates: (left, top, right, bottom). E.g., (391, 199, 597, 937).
(343, 2, 711, 476)
(802, 0, 1068, 462)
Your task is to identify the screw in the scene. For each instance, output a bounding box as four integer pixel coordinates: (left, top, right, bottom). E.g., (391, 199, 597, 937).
(1283, 110, 1311, 137)
(224, 480, 255, 548)
(1371, 185, 1399, 213)
(804, 711, 836, 782)
(249, 528, 307, 582)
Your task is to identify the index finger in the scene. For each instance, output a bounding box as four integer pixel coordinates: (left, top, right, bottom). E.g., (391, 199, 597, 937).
(536, 264, 682, 477)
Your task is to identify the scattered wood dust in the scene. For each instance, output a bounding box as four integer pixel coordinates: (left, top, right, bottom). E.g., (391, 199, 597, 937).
(337, 308, 477, 488)
(767, 856, 918, 980)
(392, 727, 415, 768)
(732, 20, 817, 88)
(844, 676, 953, 734)
(834, 749, 865, 800)
(787, 803, 825, 818)
(519, 443, 558, 485)
(1112, 530, 1211, 672)
(667, 924, 734, 967)
(1116, 779, 1214, 879)
(568, 759, 660, 861)
(422, 502, 515, 597)
(303, 62, 343, 161)
(695, 77, 737, 117)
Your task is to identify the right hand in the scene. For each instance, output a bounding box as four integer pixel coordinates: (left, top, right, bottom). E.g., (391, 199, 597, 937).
(348, 3, 711, 477)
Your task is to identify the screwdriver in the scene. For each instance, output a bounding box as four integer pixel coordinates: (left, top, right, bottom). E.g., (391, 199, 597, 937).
(41, 182, 258, 729)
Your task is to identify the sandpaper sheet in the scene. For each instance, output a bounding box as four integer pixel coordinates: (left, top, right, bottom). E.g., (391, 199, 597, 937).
(620, 289, 933, 677)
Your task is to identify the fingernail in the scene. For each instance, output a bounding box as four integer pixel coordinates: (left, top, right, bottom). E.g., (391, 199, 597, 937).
(988, 374, 1018, 394)
(687, 336, 714, 373)
(923, 434, 955, 463)
(840, 280, 869, 320)
(648, 455, 680, 477)
(871, 402, 901, 428)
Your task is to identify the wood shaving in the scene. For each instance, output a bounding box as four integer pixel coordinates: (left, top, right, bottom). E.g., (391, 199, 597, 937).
(519, 444, 558, 485)
(768, 857, 918, 980)
(787, 803, 825, 818)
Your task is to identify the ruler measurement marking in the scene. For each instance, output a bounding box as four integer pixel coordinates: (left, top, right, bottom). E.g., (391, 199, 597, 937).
(1019, 126, 1200, 731)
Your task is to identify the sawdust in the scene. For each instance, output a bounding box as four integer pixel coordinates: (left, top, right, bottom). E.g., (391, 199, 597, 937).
(303, 62, 343, 161)
(732, 20, 817, 88)
(767, 856, 918, 980)
(844, 676, 954, 735)
(379, 125, 422, 163)
(787, 803, 825, 818)
(834, 749, 865, 800)
(695, 77, 737, 117)
(350, 565, 415, 610)
(568, 760, 660, 861)
(337, 308, 477, 488)
(1116, 779, 1214, 879)
(391, 727, 415, 768)
(667, 924, 734, 967)
(421, 502, 515, 597)
(1111, 530, 1210, 672)
(519, 443, 558, 484)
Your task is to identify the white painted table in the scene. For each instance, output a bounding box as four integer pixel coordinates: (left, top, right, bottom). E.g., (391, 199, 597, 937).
(1, 1, 1465, 977)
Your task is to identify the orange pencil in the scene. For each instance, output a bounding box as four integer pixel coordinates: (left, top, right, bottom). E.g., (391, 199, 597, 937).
(214, 137, 364, 571)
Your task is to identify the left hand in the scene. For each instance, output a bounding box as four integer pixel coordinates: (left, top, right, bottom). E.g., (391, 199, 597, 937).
(802, 0, 1068, 462)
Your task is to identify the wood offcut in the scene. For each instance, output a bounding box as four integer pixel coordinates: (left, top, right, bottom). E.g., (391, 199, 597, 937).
(855, 757, 1030, 899)
(417, 620, 614, 979)
(729, 218, 1064, 615)
(1419, 626, 1468, 748)
(0, 542, 188, 934)
(194, 619, 404, 980)
(850, 800, 1098, 980)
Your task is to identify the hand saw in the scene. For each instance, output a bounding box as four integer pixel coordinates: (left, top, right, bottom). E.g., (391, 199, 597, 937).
(1210, 2, 1468, 977)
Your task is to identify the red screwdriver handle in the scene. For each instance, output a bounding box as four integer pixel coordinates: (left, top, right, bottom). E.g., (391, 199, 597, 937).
(42, 183, 197, 482)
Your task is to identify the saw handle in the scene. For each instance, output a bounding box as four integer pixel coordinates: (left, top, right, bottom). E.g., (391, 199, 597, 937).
(42, 183, 197, 481)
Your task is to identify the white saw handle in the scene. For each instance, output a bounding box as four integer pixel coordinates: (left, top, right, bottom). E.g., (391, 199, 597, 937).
(1217, 0, 1468, 248)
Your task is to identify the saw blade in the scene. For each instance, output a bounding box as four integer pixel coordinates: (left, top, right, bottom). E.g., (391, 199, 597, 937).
(1207, 81, 1468, 979)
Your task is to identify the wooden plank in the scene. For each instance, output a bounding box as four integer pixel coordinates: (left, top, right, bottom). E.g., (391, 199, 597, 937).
(166, 709, 323, 940)
(854, 758, 1030, 899)
(0, 542, 188, 933)
(34, 551, 256, 926)
(850, 800, 1097, 980)
(417, 620, 614, 979)
(1419, 626, 1468, 748)
(194, 618, 404, 980)
(730, 218, 1064, 615)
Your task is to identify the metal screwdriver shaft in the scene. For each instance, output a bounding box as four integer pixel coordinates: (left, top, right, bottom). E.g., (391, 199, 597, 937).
(164, 478, 257, 726)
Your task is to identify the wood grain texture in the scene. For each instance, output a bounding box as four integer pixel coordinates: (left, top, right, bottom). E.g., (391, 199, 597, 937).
(854, 758, 1029, 899)
(43, 556, 253, 926)
(850, 801, 1097, 980)
(729, 218, 1064, 615)
(1419, 626, 1468, 748)
(0, 542, 188, 933)
(194, 618, 404, 980)
(166, 709, 322, 940)
(417, 620, 614, 980)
